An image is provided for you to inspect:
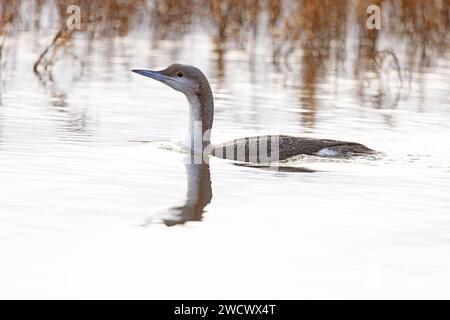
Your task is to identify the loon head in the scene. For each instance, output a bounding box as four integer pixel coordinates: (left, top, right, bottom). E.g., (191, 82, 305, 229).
(131, 63, 210, 98)
(131, 63, 215, 152)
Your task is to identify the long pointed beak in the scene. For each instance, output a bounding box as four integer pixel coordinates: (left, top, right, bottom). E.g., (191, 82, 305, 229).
(131, 69, 170, 82)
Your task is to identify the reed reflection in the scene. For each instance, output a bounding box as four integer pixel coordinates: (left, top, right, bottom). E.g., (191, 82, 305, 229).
(1, 0, 449, 130)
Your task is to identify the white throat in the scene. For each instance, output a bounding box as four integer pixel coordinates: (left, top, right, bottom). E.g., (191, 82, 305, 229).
(184, 94, 207, 153)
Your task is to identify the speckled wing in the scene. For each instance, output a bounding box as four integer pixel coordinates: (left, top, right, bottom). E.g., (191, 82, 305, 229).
(211, 135, 374, 162)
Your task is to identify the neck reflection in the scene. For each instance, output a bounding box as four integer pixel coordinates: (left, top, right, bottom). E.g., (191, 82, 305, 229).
(147, 155, 316, 227)
(161, 160, 212, 227)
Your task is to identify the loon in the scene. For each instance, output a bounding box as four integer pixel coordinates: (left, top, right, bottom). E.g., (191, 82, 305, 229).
(132, 64, 374, 162)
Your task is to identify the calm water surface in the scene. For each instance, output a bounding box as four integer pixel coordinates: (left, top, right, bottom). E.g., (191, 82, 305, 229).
(1, 25, 450, 298)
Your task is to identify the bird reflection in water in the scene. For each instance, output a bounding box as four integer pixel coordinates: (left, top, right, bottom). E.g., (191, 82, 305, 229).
(233, 163, 316, 173)
(146, 153, 317, 227)
(147, 156, 212, 227)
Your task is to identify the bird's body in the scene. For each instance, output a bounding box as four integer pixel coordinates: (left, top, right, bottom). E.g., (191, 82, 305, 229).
(132, 64, 374, 163)
(212, 135, 373, 162)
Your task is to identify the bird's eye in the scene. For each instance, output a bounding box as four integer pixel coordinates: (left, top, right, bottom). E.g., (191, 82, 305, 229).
(177, 72, 183, 77)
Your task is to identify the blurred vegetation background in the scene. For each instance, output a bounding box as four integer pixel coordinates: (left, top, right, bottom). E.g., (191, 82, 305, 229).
(0, 0, 449, 112)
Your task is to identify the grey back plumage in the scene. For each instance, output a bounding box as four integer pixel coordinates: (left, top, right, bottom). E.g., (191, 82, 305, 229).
(211, 135, 374, 162)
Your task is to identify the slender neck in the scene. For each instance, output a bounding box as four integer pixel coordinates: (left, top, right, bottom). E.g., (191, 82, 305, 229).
(184, 84, 214, 153)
